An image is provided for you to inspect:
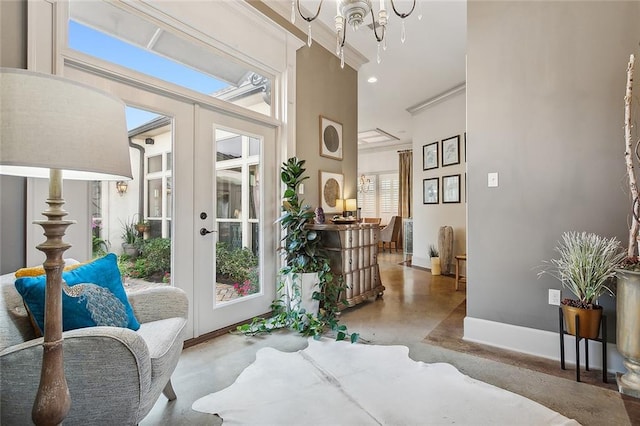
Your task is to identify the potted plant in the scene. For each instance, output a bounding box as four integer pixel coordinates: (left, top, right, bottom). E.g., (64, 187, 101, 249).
(616, 54, 640, 397)
(120, 217, 139, 258)
(237, 157, 357, 342)
(277, 157, 326, 315)
(429, 244, 441, 276)
(539, 231, 624, 339)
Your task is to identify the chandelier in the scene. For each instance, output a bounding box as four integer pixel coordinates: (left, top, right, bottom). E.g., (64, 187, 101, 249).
(291, 0, 419, 68)
(358, 174, 371, 193)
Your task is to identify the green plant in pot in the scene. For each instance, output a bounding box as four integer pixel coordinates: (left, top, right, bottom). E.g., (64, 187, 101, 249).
(237, 157, 357, 342)
(539, 231, 624, 339)
(120, 217, 140, 258)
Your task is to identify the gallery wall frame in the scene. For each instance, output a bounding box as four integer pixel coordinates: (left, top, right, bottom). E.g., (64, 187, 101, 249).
(423, 142, 438, 170)
(423, 178, 439, 204)
(320, 116, 343, 160)
(442, 135, 460, 167)
(443, 174, 461, 203)
(464, 132, 467, 162)
(319, 171, 344, 213)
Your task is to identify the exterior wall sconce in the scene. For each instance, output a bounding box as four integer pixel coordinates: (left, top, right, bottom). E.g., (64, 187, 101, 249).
(116, 180, 128, 196)
(145, 138, 155, 145)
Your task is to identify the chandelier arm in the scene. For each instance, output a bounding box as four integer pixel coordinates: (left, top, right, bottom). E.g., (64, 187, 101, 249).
(296, 0, 323, 22)
(389, 0, 416, 19)
(338, 17, 347, 49)
(370, 11, 386, 42)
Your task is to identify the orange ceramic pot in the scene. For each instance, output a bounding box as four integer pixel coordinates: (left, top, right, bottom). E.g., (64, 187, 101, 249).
(561, 304, 602, 339)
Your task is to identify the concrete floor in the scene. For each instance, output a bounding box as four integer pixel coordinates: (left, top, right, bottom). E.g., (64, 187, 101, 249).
(141, 253, 637, 425)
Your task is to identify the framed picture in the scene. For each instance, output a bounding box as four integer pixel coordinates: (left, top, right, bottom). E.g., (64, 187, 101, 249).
(423, 178, 439, 204)
(319, 171, 344, 213)
(423, 142, 438, 170)
(443, 174, 461, 203)
(464, 132, 467, 162)
(442, 135, 460, 167)
(320, 116, 343, 160)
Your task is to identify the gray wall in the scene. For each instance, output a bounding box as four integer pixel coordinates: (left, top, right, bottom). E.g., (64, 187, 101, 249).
(0, 0, 27, 274)
(467, 1, 640, 340)
(296, 44, 358, 211)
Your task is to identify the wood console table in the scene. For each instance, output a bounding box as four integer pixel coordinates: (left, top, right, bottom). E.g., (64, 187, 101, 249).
(307, 223, 385, 309)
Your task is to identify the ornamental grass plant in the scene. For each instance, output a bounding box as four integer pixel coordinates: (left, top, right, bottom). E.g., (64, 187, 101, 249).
(538, 231, 625, 308)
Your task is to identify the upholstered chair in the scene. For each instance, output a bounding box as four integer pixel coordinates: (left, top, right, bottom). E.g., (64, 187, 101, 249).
(379, 216, 402, 252)
(0, 258, 188, 425)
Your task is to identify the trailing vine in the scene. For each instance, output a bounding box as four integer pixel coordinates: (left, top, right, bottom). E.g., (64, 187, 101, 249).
(236, 157, 358, 342)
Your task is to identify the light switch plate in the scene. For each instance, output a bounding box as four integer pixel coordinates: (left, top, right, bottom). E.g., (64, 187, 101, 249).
(488, 172, 499, 187)
(298, 183, 304, 194)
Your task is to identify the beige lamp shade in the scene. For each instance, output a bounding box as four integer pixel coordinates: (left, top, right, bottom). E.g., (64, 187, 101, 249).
(0, 68, 132, 181)
(345, 198, 357, 212)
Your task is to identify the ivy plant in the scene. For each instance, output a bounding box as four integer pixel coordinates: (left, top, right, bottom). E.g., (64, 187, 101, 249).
(236, 157, 358, 343)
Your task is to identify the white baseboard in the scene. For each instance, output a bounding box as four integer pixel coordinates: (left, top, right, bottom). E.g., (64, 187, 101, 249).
(412, 256, 429, 269)
(463, 316, 625, 373)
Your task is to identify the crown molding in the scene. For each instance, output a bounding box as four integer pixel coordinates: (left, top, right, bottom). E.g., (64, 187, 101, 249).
(406, 82, 466, 115)
(358, 141, 412, 154)
(263, 1, 369, 71)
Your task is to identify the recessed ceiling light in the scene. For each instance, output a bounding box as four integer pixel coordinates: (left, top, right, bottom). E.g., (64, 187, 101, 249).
(367, 76, 378, 83)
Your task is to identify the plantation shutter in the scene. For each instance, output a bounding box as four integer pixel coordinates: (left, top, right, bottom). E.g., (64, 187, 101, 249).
(379, 173, 399, 215)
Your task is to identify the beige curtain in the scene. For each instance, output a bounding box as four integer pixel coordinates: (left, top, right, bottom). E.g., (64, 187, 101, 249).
(398, 150, 412, 218)
(398, 150, 412, 250)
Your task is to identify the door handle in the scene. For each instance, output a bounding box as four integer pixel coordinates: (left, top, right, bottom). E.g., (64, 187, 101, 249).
(200, 227, 216, 236)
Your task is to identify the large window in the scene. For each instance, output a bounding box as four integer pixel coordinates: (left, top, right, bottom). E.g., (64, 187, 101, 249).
(68, 0, 273, 116)
(146, 152, 172, 238)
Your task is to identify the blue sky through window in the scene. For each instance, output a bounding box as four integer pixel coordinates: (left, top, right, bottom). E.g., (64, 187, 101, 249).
(68, 20, 227, 130)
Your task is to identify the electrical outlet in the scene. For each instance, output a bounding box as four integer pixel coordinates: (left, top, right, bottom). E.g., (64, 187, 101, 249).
(548, 289, 561, 306)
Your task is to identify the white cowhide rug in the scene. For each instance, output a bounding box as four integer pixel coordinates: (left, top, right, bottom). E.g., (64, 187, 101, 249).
(192, 338, 580, 425)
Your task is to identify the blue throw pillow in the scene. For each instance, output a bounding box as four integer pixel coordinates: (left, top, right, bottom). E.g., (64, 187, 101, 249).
(15, 253, 140, 333)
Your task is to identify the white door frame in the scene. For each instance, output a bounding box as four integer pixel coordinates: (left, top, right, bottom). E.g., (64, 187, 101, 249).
(194, 106, 278, 335)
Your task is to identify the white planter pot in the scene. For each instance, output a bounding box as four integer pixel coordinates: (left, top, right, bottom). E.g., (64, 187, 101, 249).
(283, 272, 320, 315)
(431, 257, 441, 276)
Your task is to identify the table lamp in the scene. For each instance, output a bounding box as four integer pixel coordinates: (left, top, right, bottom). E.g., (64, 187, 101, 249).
(0, 68, 132, 425)
(345, 198, 357, 217)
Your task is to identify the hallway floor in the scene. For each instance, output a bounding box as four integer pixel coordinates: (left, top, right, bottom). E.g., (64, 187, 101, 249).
(142, 253, 638, 425)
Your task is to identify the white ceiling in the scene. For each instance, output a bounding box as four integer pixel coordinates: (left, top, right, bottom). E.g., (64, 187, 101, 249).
(267, 0, 467, 150)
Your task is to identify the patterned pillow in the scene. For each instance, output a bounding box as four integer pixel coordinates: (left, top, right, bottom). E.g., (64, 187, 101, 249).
(14, 253, 140, 333)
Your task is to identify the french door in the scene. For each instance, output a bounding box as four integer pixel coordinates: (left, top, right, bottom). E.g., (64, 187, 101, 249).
(63, 67, 280, 339)
(194, 107, 278, 335)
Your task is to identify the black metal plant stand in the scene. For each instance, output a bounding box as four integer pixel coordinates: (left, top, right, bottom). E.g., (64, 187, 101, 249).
(559, 307, 607, 383)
